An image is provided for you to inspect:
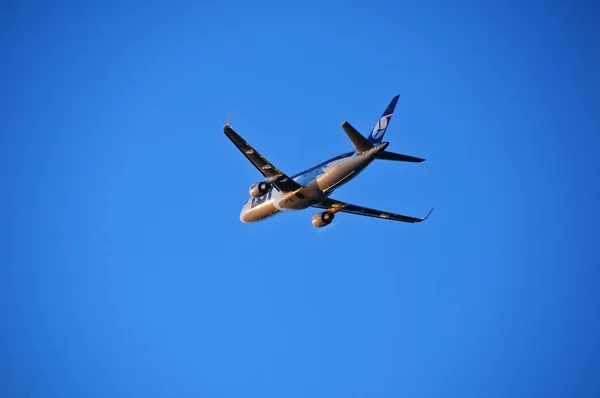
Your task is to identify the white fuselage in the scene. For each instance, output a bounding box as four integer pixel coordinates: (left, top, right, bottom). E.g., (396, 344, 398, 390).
(240, 142, 389, 223)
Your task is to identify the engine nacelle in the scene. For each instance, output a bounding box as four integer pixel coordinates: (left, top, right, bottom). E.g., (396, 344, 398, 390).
(312, 211, 335, 228)
(249, 181, 272, 198)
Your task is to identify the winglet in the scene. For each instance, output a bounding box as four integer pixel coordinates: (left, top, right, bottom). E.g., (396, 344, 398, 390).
(224, 112, 232, 127)
(421, 207, 435, 221)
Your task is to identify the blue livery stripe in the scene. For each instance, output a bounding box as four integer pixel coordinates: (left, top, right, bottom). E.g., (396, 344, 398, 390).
(368, 95, 399, 144)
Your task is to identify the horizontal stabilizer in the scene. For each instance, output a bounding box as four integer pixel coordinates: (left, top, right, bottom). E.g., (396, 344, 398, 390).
(377, 150, 425, 163)
(341, 121, 374, 154)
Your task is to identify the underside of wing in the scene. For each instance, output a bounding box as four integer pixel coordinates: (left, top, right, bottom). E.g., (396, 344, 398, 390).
(224, 124, 302, 192)
(314, 197, 434, 223)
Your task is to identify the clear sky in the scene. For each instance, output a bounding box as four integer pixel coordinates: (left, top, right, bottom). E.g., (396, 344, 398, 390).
(2, 1, 600, 397)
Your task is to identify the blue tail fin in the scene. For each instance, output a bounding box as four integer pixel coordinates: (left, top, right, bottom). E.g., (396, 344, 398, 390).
(368, 95, 400, 144)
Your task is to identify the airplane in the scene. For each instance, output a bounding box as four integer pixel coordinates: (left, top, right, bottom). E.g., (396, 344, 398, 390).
(223, 95, 434, 228)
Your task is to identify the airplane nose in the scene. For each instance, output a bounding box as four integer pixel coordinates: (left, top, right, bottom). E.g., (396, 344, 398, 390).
(240, 200, 251, 223)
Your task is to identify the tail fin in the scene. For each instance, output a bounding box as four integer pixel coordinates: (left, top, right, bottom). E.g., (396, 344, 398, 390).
(368, 95, 400, 144)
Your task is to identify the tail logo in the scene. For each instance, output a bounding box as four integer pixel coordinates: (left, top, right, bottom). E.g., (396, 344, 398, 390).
(371, 114, 392, 140)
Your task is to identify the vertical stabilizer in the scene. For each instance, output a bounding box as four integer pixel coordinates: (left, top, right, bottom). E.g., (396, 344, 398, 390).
(368, 95, 399, 144)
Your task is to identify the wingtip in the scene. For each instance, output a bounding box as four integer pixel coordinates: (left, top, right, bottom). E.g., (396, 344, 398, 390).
(423, 206, 435, 220)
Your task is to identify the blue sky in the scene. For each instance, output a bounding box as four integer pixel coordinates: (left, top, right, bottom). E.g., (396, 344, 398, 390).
(1, 1, 599, 397)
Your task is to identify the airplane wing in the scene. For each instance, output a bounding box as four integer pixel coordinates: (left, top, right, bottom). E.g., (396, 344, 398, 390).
(223, 124, 302, 192)
(314, 197, 434, 223)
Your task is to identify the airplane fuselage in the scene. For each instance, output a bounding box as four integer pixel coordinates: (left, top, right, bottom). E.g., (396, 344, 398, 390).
(240, 142, 389, 222)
